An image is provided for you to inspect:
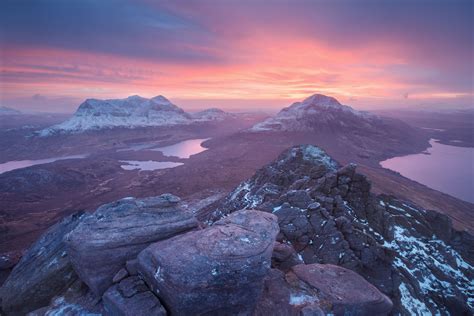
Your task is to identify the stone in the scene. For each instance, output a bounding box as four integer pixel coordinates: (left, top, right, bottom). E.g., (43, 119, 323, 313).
(290, 264, 393, 315)
(254, 269, 295, 316)
(0, 212, 84, 315)
(138, 210, 279, 315)
(103, 276, 167, 316)
(65, 194, 198, 296)
(272, 241, 303, 271)
(125, 259, 139, 276)
(0, 251, 22, 271)
(112, 268, 129, 283)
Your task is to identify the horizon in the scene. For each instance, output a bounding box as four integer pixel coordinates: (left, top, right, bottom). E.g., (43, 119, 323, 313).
(1, 0, 472, 113)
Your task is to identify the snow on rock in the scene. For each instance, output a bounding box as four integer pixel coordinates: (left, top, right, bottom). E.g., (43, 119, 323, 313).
(191, 108, 236, 122)
(38, 95, 233, 135)
(250, 93, 374, 132)
(0, 106, 22, 115)
(208, 145, 474, 315)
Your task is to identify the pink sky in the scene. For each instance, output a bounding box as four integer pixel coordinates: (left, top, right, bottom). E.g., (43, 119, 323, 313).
(1, 0, 472, 113)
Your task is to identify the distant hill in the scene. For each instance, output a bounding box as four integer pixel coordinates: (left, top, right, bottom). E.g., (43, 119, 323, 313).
(0, 106, 21, 115)
(38, 95, 234, 136)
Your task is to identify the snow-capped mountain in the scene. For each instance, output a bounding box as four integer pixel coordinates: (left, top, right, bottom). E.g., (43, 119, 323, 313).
(250, 94, 375, 132)
(0, 106, 22, 115)
(38, 95, 233, 136)
(191, 108, 236, 122)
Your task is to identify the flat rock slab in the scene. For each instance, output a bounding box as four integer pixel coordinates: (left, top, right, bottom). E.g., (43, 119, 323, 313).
(1, 212, 84, 315)
(65, 194, 198, 296)
(103, 276, 166, 316)
(138, 210, 279, 315)
(291, 264, 393, 315)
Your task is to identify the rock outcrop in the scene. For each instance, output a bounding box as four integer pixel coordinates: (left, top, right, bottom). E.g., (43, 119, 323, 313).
(209, 144, 474, 315)
(103, 277, 166, 316)
(65, 194, 198, 296)
(1, 145, 471, 315)
(0, 212, 84, 315)
(138, 209, 279, 315)
(256, 264, 393, 315)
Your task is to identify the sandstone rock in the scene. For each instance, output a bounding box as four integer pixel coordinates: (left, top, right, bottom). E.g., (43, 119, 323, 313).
(103, 276, 166, 316)
(254, 269, 295, 316)
(256, 263, 392, 316)
(0, 251, 22, 271)
(138, 210, 279, 315)
(65, 194, 198, 296)
(112, 268, 129, 284)
(290, 264, 393, 315)
(27, 279, 104, 315)
(125, 259, 139, 276)
(0, 212, 84, 315)
(272, 241, 303, 271)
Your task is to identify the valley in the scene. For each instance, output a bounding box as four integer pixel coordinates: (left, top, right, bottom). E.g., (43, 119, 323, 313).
(1, 94, 472, 259)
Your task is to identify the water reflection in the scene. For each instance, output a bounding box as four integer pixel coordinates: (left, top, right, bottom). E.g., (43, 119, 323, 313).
(0, 155, 87, 174)
(120, 160, 183, 171)
(381, 139, 474, 203)
(151, 138, 209, 158)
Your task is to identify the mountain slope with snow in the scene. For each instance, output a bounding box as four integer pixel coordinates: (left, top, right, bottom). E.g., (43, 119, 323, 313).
(191, 108, 236, 122)
(0, 106, 22, 116)
(251, 94, 375, 132)
(208, 145, 474, 315)
(38, 95, 234, 136)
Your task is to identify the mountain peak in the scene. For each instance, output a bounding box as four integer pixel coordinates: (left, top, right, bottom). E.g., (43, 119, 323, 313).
(301, 94, 342, 107)
(250, 93, 372, 132)
(151, 95, 171, 104)
(37, 95, 233, 135)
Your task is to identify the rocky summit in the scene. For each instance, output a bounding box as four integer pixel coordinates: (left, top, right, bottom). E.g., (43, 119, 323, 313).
(65, 194, 198, 296)
(207, 144, 474, 315)
(0, 145, 472, 315)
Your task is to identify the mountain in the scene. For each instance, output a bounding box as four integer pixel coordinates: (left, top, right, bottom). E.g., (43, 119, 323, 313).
(248, 93, 428, 162)
(0, 106, 21, 116)
(206, 145, 473, 315)
(1, 145, 471, 315)
(251, 94, 375, 132)
(191, 108, 236, 122)
(38, 95, 234, 136)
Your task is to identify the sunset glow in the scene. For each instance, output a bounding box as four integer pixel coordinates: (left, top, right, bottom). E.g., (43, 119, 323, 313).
(1, 0, 472, 112)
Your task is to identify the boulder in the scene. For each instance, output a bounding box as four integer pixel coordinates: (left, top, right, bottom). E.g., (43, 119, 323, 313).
(271, 241, 303, 271)
(65, 194, 198, 296)
(103, 276, 167, 316)
(290, 264, 393, 315)
(138, 210, 279, 315)
(0, 212, 84, 315)
(256, 264, 393, 316)
(254, 269, 296, 316)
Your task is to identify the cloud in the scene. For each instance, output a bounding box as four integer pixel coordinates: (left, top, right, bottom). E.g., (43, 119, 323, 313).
(0, 0, 472, 111)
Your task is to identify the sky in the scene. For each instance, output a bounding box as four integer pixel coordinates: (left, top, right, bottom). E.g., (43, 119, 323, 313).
(0, 0, 472, 113)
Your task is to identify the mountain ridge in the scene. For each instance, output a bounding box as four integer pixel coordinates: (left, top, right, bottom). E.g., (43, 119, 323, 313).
(251, 93, 376, 132)
(38, 95, 234, 136)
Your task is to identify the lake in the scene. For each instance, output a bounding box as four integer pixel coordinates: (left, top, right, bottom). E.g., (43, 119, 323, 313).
(380, 139, 474, 203)
(119, 138, 209, 171)
(151, 138, 209, 158)
(0, 155, 87, 174)
(120, 160, 184, 171)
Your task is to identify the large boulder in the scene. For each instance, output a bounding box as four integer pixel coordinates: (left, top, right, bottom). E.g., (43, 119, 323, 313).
(65, 194, 198, 296)
(0, 212, 84, 315)
(103, 276, 167, 316)
(137, 209, 279, 315)
(290, 264, 393, 315)
(255, 264, 393, 316)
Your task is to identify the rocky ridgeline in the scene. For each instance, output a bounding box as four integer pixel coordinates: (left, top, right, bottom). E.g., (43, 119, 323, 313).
(207, 145, 474, 315)
(0, 145, 472, 315)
